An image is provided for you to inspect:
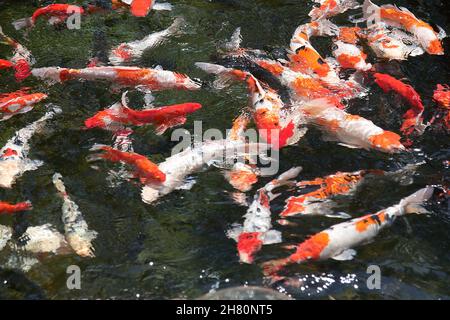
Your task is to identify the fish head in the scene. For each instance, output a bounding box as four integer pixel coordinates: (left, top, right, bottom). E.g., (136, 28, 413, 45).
(369, 131, 405, 153)
(237, 232, 263, 264)
(141, 185, 160, 204)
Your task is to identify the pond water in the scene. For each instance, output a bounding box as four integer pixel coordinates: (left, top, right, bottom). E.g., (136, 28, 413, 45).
(0, 0, 449, 299)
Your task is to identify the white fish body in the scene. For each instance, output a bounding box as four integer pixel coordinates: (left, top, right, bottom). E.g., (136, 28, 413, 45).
(0, 106, 61, 188)
(53, 173, 97, 258)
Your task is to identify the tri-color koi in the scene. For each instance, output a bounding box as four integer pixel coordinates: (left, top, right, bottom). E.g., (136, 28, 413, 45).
(227, 167, 302, 264)
(263, 187, 434, 276)
(332, 27, 372, 71)
(0, 106, 61, 189)
(0, 88, 48, 121)
(31, 66, 201, 91)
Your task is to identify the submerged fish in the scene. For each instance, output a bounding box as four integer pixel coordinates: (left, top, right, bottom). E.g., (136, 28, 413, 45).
(309, 0, 360, 21)
(0, 88, 48, 121)
(109, 17, 184, 65)
(53, 173, 98, 258)
(85, 92, 202, 134)
(227, 167, 302, 264)
(114, 0, 173, 17)
(263, 187, 434, 276)
(363, 0, 445, 55)
(300, 98, 405, 153)
(0, 200, 32, 215)
(32, 66, 201, 91)
(0, 106, 62, 188)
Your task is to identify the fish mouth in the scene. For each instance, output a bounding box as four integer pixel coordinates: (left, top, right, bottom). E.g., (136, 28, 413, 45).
(238, 251, 254, 264)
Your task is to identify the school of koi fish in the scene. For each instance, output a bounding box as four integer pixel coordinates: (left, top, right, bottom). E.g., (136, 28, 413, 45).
(0, 0, 449, 299)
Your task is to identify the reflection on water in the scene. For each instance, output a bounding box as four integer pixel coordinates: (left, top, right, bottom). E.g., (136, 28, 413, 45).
(0, 0, 449, 299)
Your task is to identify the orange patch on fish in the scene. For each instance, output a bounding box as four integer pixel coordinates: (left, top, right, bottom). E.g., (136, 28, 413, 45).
(290, 232, 330, 262)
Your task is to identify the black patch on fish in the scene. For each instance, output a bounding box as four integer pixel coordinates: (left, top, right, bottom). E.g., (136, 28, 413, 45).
(295, 46, 307, 54)
(317, 58, 325, 65)
(371, 214, 382, 226)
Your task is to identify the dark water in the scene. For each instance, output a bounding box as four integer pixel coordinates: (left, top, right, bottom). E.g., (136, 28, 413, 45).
(0, 0, 449, 300)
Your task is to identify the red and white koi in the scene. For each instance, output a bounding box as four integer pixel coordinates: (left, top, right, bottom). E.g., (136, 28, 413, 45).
(140, 140, 270, 204)
(53, 173, 98, 258)
(84, 92, 202, 134)
(309, 0, 360, 21)
(373, 73, 426, 138)
(0, 26, 35, 81)
(31, 66, 201, 91)
(0, 106, 61, 188)
(432, 84, 450, 129)
(0, 88, 47, 121)
(332, 27, 372, 71)
(0, 200, 32, 215)
(227, 167, 302, 264)
(363, 0, 445, 55)
(301, 98, 405, 153)
(263, 187, 434, 276)
(109, 17, 184, 65)
(195, 62, 307, 149)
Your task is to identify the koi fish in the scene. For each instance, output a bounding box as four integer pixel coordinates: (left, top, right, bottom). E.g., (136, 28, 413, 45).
(263, 187, 434, 276)
(373, 73, 426, 137)
(332, 27, 372, 71)
(0, 200, 32, 215)
(289, 20, 341, 84)
(140, 140, 270, 204)
(363, 0, 445, 55)
(53, 173, 98, 258)
(115, 0, 173, 17)
(195, 62, 307, 149)
(88, 145, 166, 185)
(301, 98, 405, 153)
(309, 0, 360, 21)
(12, 4, 85, 30)
(363, 25, 425, 60)
(0, 26, 35, 81)
(85, 92, 201, 134)
(432, 84, 450, 129)
(0, 88, 48, 121)
(31, 66, 201, 91)
(224, 111, 260, 192)
(280, 170, 385, 218)
(109, 17, 184, 65)
(227, 167, 302, 264)
(0, 59, 14, 73)
(0, 106, 62, 188)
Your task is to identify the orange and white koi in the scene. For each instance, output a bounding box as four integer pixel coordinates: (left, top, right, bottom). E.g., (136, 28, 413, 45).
(227, 167, 302, 264)
(332, 27, 372, 71)
(224, 112, 260, 192)
(0, 88, 47, 121)
(140, 140, 270, 204)
(0, 200, 32, 215)
(85, 92, 202, 134)
(309, 0, 360, 21)
(0, 106, 61, 189)
(114, 0, 172, 17)
(53, 173, 98, 258)
(0, 26, 35, 81)
(89, 145, 166, 185)
(12, 4, 85, 30)
(301, 98, 405, 153)
(109, 17, 184, 65)
(32, 66, 201, 91)
(289, 20, 341, 84)
(263, 187, 434, 276)
(363, 0, 445, 55)
(373, 73, 426, 137)
(196, 62, 307, 149)
(280, 169, 385, 218)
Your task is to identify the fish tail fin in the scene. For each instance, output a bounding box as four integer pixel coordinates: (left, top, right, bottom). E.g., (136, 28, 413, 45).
(130, 0, 154, 17)
(195, 62, 248, 89)
(362, 0, 379, 21)
(166, 16, 185, 36)
(399, 187, 434, 216)
(152, 2, 173, 11)
(316, 19, 340, 37)
(265, 167, 302, 199)
(13, 59, 31, 82)
(12, 17, 33, 30)
(261, 258, 290, 277)
(52, 172, 67, 196)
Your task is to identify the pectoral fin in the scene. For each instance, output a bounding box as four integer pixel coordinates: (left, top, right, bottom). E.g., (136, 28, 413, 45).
(331, 249, 356, 261)
(325, 212, 352, 219)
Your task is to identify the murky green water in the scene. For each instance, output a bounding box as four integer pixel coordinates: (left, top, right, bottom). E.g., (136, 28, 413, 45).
(0, 0, 449, 299)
